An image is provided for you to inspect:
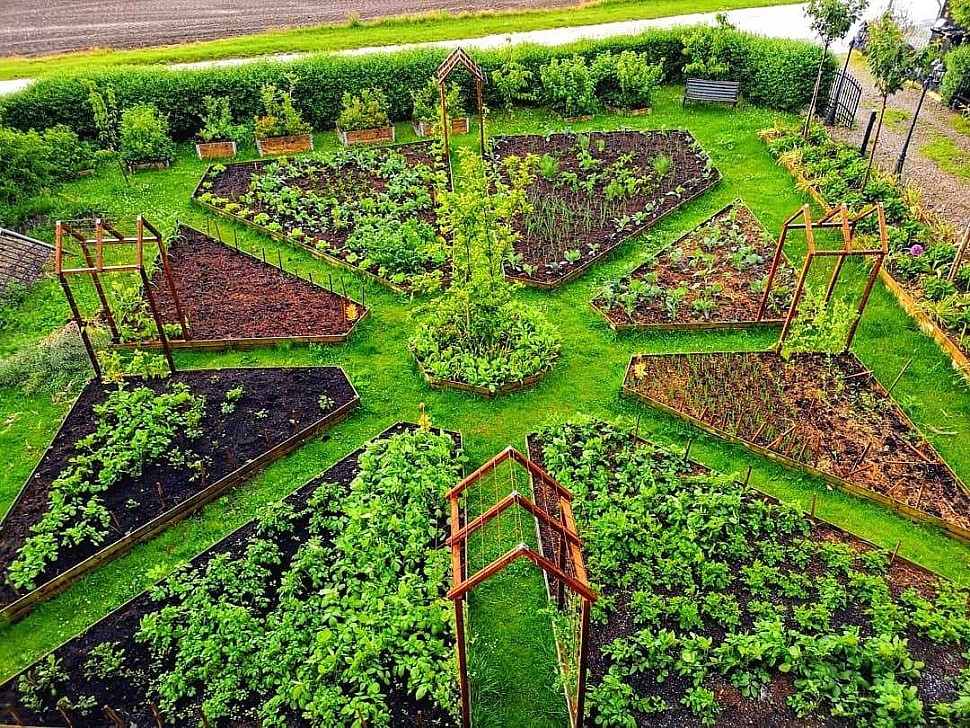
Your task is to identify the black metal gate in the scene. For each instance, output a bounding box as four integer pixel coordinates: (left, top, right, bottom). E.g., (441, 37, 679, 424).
(825, 70, 862, 128)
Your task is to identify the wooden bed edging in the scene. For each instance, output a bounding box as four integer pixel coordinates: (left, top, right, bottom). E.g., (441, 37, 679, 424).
(620, 354, 970, 543)
(0, 369, 361, 625)
(766, 135, 970, 384)
(412, 353, 555, 398)
(0, 422, 461, 723)
(588, 199, 790, 331)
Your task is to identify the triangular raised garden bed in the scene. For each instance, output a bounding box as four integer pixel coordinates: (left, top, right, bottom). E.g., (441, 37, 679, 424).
(125, 224, 367, 350)
(590, 200, 796, 330)
(0, 423, 461, 726)
(491, 130, 720, 289)
(0, 366, 359, 623)
(192, 142, 449, 294)
(622, 351, 970, 540)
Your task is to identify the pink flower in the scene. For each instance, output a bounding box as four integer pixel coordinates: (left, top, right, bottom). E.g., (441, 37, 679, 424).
(909, 244, 924, 256)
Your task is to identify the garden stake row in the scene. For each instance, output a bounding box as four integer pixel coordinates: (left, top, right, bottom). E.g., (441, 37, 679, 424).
(446, 447, 596, 728)
(56, 216, 187, 378)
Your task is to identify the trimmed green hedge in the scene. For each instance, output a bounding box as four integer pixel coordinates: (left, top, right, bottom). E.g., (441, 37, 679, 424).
(941, 45, 970, 107)
(0, 28, 835, 141)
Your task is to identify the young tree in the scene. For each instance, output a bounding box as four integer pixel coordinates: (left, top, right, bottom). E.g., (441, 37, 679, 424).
(82, 79, 129, 184)
(862, 13, 915, 188)
(802, 0, 869, 138)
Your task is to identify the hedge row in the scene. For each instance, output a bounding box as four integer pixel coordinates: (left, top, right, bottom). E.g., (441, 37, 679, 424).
(941, 45, 970, 107)
(0, 27, 835, 141)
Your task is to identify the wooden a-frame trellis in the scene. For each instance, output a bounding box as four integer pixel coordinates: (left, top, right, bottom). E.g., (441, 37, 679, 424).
(55, 216, 189, 379)
(446, 446, 596, 728)
(758, 202, 889, 353)
(435, 47, 486, 188)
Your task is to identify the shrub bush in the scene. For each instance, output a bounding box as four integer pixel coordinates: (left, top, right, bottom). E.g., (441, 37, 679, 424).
(118, 104, 175, 167)
(0, 28, 833, 141)
(593, 50, 665, 109)
(197, 95, 247, 143)
(540, 55, 598, 117)
(941, 45, 970, 107)
(0, 124, 94, 221)
(337, 87, 391, 130)
(253, 79, 311, 139)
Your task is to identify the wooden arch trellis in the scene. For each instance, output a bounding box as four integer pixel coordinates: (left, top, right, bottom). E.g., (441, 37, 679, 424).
(435, 47, 486, 188)
(55, 216, 188, 379)
(759, 202, 889, 353)
(446, 446, 596, 728)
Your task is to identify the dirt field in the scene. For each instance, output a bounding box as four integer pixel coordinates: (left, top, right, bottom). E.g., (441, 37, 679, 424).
(0, 0, 576, 57)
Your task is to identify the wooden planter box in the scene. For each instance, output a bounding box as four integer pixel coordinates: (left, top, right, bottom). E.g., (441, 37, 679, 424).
(256, 133, 313, 156)
(337, 125, 395, 146)
(412, 116, 470, 137)
(195, 139, 237, 159)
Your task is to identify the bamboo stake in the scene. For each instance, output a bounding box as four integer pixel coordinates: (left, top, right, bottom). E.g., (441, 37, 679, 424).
(104, 705, 126, 727)
(887, 358, 913, 395)
(890, 539, 902, 565)
(947, 221, 970, 282)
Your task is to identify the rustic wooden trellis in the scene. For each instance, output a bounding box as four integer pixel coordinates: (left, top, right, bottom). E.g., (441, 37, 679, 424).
(759, 202, 889, 353)
(435, 47, 486, 188)
(446, 447, 596, 728)
(55, 216, 188, 379)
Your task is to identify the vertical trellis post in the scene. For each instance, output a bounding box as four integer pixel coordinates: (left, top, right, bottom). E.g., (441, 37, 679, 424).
(435, 47, 487, 191)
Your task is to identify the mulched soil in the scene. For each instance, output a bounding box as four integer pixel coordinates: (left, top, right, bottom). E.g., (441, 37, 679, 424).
(491, 130, 720, 287)
(624, 351, 970, 533)
(146, 225, 364, 342)
(199, 144, 445, 291)
(0, 423, 457, 728)
(526, 431, 966, 727)
(0, 0, 577, 56)
(592, 201, 796, 328)
(0, 367, 357, 610)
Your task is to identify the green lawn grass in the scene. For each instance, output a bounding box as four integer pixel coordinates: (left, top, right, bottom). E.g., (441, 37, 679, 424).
(0, 0, 801, 81)
(921, 131, 970, 180)
(1, 89, 969, 727)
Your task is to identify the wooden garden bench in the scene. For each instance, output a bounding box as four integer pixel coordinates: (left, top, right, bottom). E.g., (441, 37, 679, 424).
(682, 78, 741, 107)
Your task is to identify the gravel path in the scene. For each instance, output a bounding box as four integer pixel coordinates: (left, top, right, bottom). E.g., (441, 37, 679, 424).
(830, 55, 970, 236)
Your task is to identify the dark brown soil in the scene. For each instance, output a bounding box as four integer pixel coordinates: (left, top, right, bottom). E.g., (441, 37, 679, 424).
(147, 225, 364, 342)
(592, 202, 797, 327)
(0, 367, 357, 610)
(0, 423, 457, 728)
(491, 130, 720, 287)
(624, 351, 970, 533)
(526, 430, 966, 728)
(198, 144, 446, 291)
(0, 0, 576, 57)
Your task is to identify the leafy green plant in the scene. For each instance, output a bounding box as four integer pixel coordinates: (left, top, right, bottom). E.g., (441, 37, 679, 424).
(119, 103, 175, 167)
(197, 95, 246, 143)
(492, 58, 536, 111)
(7, 383, 206, 590)
(593, 51, 665, 109)
(254, 77, 311, 139)
(783, 286, 858, 355)
(539, 55, 598, 117)
(681, 15, 735, 80)
(411, 80, 464, 124)
(337, 87, 391, 131)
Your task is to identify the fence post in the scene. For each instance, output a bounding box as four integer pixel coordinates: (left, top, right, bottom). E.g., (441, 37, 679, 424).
(859, 109, 878, 155)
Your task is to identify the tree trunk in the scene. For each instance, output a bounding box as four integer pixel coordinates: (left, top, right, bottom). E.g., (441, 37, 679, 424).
(802, 42, 831, 139)
(862, 94, 888, 189)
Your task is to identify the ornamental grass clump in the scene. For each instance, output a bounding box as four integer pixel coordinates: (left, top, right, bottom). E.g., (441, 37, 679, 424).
(409, 148, 560, 393)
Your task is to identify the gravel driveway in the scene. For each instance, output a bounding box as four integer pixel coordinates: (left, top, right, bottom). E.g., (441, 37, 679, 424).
(829, 55, 970, 237)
